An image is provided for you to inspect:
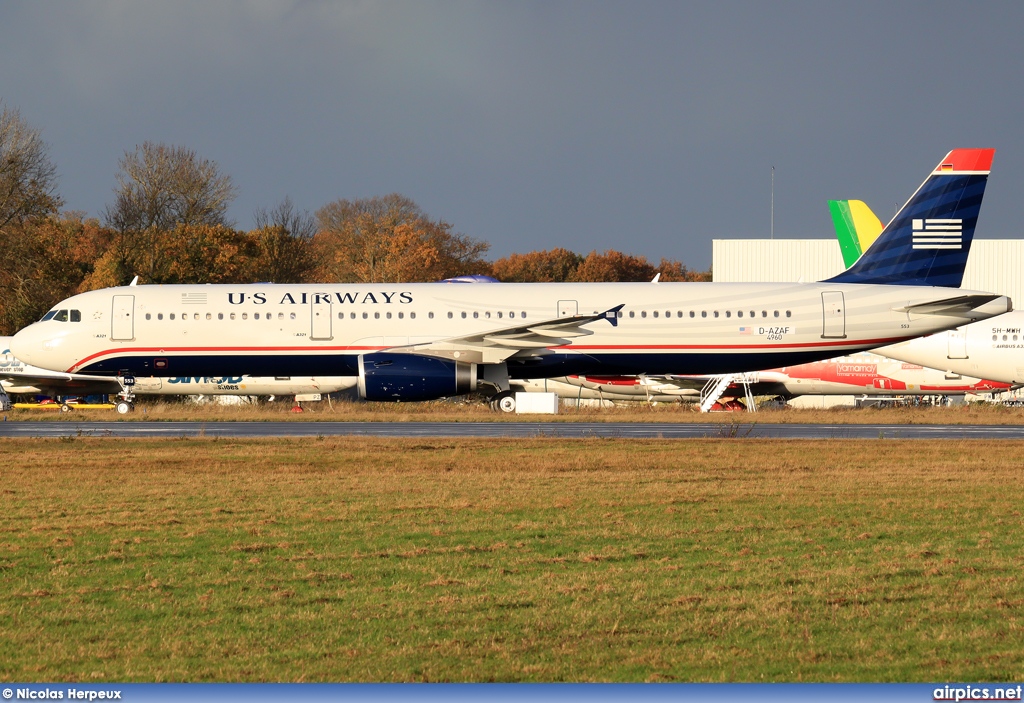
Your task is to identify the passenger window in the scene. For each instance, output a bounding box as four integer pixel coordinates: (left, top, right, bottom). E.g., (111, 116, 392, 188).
(194, 313, 200, 320)
(71, 310, 81, 322)
(350, 312, 356, 319)
(398, 312, 403, 319)
(786, 311, 792, 318)
(713, 311, 719, 318)
(386, 312, 392, 319)
(290, 313, 296, 320)
(411, 312, 416, 319)
(171, 313, 177, 320)
(145, 313, 152, 320)
(254, 313, 260, 320)
(54, 310, 68, 322)
(207, 313, 212, 320)
(218, 313, 223, 320)
(158, 313, 164, 320)
(641, 311, 647, 318)
(762, 311, 767, 317)
(629, 311, 635, 318)
(773, 311, 779, 318)
(737, 311, 743, 318)
(461, 312, 467, 319)
(375, 312, 380, 320)
(279, 313, 285, 320)
(653, 311, 659, 318)
(701, 311, 707, 318)
(362, 312, 368, 319)
(485, 311, 491, 319)
(242, 313, 248, 320)
(689, 311, 695, 318)
(521, 312, 527, 318)
(447, 312, 453, 319)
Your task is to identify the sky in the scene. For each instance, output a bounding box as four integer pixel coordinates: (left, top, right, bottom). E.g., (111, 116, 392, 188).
(2, 0, 1022, 270)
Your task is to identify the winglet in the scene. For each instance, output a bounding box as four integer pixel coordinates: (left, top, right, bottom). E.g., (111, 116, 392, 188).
(602, 304, 625, 327)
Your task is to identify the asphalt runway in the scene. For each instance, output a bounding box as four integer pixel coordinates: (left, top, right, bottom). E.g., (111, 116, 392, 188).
(3, 420, 1024, 439)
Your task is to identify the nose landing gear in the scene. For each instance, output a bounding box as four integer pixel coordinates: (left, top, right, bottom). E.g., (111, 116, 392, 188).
(116, 372, 137, 414)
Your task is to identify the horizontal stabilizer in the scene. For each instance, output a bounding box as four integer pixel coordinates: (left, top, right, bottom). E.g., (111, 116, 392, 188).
(894, 294, 1012, 318)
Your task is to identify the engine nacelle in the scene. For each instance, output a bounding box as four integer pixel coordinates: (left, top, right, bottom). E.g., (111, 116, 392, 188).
(357, 353, 478, 402)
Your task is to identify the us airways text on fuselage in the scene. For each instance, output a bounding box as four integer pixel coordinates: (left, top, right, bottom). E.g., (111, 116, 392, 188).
(226, 291, 414, 305)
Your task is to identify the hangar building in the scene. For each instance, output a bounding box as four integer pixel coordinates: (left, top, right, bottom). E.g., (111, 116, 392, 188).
(712, 239, 1023, 303)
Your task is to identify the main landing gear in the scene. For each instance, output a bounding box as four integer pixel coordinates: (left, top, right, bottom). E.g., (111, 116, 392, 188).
(116, 372, 137, 414)
(489, 390, 517, 413)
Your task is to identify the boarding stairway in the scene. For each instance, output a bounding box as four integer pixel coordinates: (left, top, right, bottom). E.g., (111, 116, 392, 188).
(699, 373, 759, 413)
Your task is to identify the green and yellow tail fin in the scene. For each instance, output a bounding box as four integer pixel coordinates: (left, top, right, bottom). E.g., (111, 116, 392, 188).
(828, 199, 884, 268)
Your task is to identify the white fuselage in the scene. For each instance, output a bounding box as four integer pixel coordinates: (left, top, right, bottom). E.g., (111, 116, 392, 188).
(875, 310, 1024, 384)
(10, 281, 1011, 382)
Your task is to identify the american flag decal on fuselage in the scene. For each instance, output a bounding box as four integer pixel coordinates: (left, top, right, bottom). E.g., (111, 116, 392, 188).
(912, 218, 962, 250)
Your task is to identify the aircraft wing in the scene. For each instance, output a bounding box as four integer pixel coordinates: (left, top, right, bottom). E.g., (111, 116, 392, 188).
(384, 304, 625, 364)
(1, 370, 123, 393)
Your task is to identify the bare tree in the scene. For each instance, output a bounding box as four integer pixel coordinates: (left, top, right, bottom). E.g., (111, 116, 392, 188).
(254, 196, 316, 240)
(0, 103, 62, 234)
(249, 197, 317, 283)
(103, 141, 237, 232)
(101, 142, 237, 283)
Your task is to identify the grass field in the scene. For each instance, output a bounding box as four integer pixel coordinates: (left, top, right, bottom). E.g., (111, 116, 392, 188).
(8, 396, 1024, 424)
(1, 437, 1023, 682)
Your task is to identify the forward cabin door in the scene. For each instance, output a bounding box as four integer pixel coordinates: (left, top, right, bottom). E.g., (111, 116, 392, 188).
(311, 297, 333, 340)
(111, 295, 135, 341)
(821, 291, 846, 339)
(557, 300, 578, 318)
(947, 328, 968, 359)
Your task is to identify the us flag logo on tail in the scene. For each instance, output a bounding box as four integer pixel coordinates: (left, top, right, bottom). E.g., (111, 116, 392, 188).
(912, 218, 962, 250)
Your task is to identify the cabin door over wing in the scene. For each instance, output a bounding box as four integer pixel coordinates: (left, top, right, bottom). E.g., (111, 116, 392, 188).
(821, 291, 846, 339)
(558, 300, 578, 318)
(311, 299, 333, 340)
(947, 328, 968, 359)
(111, 295, 135, 341)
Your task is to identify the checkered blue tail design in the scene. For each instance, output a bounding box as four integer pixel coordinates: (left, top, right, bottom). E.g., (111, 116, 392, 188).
(826, 171, 988, 287)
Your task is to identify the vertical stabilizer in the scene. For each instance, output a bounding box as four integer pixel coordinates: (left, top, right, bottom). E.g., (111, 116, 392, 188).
(826, 149, 994, 286)
(829, 200, 884, 268)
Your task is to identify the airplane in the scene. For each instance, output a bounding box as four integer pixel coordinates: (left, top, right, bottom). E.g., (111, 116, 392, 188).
(0, 337, 356, 412)
(10, 149, 1011, 414)
(826, 199, 1024, 385)
(514, 352, 1011, 408)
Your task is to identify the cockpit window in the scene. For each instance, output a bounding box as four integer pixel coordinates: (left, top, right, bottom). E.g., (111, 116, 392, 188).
(70, 309, 81, 322)
(40, 310, 57, 321)
(53, 310, 69, 322)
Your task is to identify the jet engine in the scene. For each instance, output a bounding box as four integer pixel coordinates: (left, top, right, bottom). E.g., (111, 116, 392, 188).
(357, 353, 478, 402)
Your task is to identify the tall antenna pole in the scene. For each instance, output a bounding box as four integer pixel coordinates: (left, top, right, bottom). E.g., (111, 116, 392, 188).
(770, 166, 775, 240)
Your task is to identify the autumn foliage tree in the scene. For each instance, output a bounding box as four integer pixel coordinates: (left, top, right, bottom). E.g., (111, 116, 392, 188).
(0, 215, 111, 334)
(313, 194, 490, 283)
(490, 248, 583, 282)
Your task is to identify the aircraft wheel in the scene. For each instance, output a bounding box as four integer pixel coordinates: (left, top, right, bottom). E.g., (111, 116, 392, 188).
(60, 403, 73, 413)
(116, 401, 134, 415)
(492, 391, 517, 413)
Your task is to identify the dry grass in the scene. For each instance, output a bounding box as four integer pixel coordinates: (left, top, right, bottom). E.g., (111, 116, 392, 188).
(1, 437, 1022, 681)
(8, 396, 1024, 425)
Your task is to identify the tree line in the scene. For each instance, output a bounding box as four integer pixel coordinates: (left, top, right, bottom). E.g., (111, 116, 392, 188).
(0, 103, 709, 335)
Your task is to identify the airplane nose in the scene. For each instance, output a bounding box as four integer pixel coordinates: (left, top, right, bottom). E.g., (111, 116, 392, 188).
(10, 324, 44, 365)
